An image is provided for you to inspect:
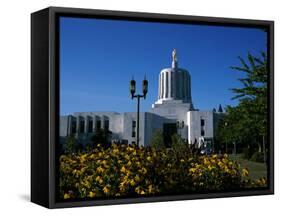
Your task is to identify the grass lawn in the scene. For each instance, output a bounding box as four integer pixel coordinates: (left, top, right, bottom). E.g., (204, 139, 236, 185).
(229, 154, 267, 180)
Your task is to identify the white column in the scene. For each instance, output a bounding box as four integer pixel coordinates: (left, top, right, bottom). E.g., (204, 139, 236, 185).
(176, 71, 180, 99)
(168, 71, 171, 98)
(158, 74, 161, 99)
(173, 72, 176, 99)
(162, 72, 166, 98)
(161, 73, 164, 99)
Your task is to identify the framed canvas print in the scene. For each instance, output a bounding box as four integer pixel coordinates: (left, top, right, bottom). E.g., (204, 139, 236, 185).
(31, 6, 274, 208)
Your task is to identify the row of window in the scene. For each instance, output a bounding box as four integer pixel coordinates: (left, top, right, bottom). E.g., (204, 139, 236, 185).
(70, 119, 109, 134)
(201, 119, 205, 136)
(132, 120, 136, 138)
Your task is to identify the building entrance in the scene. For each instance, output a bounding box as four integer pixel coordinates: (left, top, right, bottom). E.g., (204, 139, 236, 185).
(163, 123, 177, 147)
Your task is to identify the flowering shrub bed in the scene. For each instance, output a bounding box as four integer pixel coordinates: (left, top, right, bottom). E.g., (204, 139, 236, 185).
(59, 144, 267, 200)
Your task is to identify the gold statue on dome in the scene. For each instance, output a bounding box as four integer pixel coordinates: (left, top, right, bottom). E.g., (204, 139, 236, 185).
(172, 49, 177, 62)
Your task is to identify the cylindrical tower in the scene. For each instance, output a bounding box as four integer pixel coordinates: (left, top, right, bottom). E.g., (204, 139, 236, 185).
(157, 49, 192, 104)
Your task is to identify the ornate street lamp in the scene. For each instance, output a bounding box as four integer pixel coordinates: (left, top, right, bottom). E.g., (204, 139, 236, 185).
(130, 76, 148, 146)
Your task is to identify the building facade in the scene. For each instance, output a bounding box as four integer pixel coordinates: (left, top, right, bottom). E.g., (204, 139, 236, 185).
(60, 49, 223, 148)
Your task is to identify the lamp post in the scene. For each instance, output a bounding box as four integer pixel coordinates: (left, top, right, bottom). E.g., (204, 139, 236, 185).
(130, 77, 148, 146)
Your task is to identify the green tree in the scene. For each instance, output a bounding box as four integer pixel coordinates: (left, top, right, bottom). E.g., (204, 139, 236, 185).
(216, 52, 267, 161)
(171, 133, 186, 153)
(151, 129, 165, 149)
(91, 127, 112, 148)
(64, 134, 77, 154)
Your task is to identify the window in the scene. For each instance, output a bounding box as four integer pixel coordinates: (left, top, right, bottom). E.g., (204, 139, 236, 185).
(71, 120, 76, 134)
(79, 120, 85, 133)
(95, 120, 101, 130)
(132, 120, 136, 128)
(104, 120, 109, 131)
(88, 120, 93, 133)
(132, 120, 136, 137)
(132, 131, 136, 137)
(201, 130, 205, 136)
(201, 119, 205, 126)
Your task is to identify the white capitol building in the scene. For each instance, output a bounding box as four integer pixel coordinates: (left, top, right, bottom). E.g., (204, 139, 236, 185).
(60, 49, 224, 147)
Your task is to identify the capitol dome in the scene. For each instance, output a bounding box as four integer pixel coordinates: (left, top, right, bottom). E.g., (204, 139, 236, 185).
(153, 49, 193, 107)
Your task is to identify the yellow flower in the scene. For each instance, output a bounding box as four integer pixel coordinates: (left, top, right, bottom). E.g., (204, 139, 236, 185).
(189, 168, 196, 173)
(212, 154, 217, 159)
(96, 166, 104, 173)
(260, 177, 267, 185)
(126, 146, 134, 152)
(148, 184, 154, 194)
(88, 191, 96, 198)
(136, 161, 141, 167)
(95, 175, 103, 184)
(113, 148, 119, 154)
(101, 160, 107, 166)
(64, 193, 71, 199)
(139, 167, 147, 175)
(134, 174, 141, 182)
(135, 186, 141, 194)
(127, 160, 132, 167)
(103, 185, 110, 195)
(147, 156, 152, 162)
(125, 154, 130, 160)
(121, 166, 127, 173)
(180, 159, 185, 163)
(203, 158, 209, 165)
(119, 181, 127, 192)
(83, 180, 91, 189)
(130, 179, 136, 186)
(242, 168, 249, 177)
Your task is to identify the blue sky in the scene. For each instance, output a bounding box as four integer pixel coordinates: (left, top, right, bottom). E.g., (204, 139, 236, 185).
(60, 17, 267, 115)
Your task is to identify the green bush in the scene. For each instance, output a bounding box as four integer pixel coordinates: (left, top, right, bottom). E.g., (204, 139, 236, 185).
(151, 129, 165, 149)
(250, 151, 265, 163)
(242, 147, 255, 160)
(60, 144, 267, 200)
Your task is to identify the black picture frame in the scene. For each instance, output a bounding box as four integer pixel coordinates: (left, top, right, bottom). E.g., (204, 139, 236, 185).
(31, 6, 274, 209)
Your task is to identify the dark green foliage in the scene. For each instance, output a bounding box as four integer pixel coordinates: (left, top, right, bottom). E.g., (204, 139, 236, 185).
(151, 129, 165, 149)
(216, 52, 268, 155)
(91, 128, 112, 148)
(242, 147, 256, 160)
(250, 151, 265, 163)
(171, 133, 186, 153)
(64, 135, 78, 154)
